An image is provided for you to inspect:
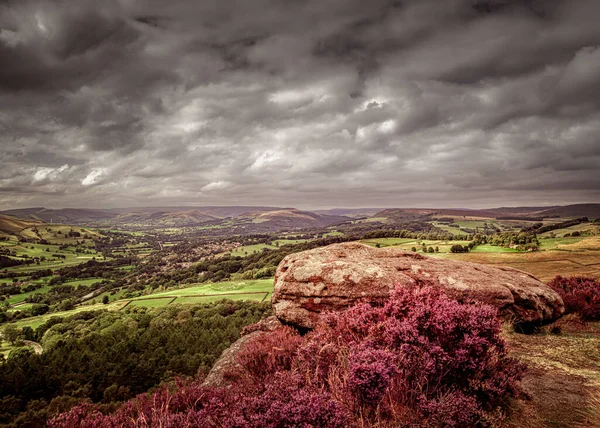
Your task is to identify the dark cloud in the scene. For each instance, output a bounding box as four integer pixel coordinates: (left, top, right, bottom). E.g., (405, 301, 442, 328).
(0, 0, 599, 210)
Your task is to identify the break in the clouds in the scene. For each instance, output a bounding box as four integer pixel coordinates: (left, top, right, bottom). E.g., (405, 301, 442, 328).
(1, 0, 600, 209)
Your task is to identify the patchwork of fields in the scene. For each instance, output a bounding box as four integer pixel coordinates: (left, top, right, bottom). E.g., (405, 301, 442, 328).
(3, 218, 599, 338)
(361, 234, 600, 282)
(12, 279, 274, 329)
(0, 239, 100, 274)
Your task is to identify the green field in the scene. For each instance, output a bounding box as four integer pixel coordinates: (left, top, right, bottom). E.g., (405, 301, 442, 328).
(0, 240, 100, 273)
(3, 277, 104, 306)
(273, 239, 309, 246)
(432, 222, 465, 235)
(116, 279, 274, 309)
(173, 294, 270, 304)
(7, 303, 34, 312)
(126, 297, 176, 308)
(10, 302, 127, 330)
(139, 279, 273, 297)
(353, 217, 388, 224)
(361, 238, 417, 247)
(87, 288, 127, 304)
(470, 244, 520, 253)
(323, 231, 344, 237)
(226, 243, 275, 257)
(361, 238, 475, 253)
(454, 220, 490, 229)
(15, 225, 101, 245)
(6, 284, 51, 305)
(9, 279, 274, 329)
(539, 223, 600, 238)
(225, 240, 307, 257)
(538, 236, 587, 250)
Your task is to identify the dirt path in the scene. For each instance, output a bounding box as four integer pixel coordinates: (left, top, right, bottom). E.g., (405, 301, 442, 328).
(23, 340, 43, 354)
(80, 287, 105, 302)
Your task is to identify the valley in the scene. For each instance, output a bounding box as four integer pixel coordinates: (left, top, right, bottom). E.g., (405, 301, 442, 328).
(1, 204, 599, 328)
(0, 204, 599, 426)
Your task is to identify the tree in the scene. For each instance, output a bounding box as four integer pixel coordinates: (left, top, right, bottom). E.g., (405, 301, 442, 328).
(450, 244, 468, 253)
(2, 324, 19, 345)
(21, 326, 34, 341)
(102, 295, 109, 305)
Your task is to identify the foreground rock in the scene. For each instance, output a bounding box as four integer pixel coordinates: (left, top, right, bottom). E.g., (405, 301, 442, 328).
(272, 242, 564, 330)
(203, 316, 282, 387)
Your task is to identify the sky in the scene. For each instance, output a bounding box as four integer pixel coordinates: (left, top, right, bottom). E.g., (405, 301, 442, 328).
(1, 0, 600, 210)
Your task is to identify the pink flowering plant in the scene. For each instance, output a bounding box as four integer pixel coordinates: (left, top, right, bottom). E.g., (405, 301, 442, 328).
(50, 284, 525, 427)
(548, 275, 600, 321)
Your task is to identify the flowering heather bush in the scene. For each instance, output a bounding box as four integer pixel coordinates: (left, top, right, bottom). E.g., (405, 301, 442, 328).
(548, 275, 600, 321)
(51, 284, 525, 427)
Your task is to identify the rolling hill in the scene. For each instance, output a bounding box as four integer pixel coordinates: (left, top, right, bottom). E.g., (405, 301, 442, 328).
(2, 204, 597, 231)
(534, 204, 600, 218)
(230, 209, 349, 231)
(0, 215, 44, 239)
(0, 207, 116, 224)
(374, 204, 600, 221)
(102, 209, 221, 228)
(311, 208, 385, 218)
(0, 214, 103, 243)
(0, 206, 284, 228)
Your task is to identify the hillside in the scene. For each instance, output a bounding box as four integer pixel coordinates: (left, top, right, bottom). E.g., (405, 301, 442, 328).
(0, 214, 103, 244)
(535, 203, 600, 218)
(0, 207, 117, 224)
(105, 206, 282, 217)
(374, 204, 600, 221)
(311, 208, 385, 218)
(0, 206, 285, 228)
(0, 215, 44, 239)
(232, 209, 348, 231)
(104, 209, 221, 228)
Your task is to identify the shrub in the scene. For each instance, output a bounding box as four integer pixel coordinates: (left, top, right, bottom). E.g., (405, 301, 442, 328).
(548, 276, 600, 321)
(51, 284, 525, 427)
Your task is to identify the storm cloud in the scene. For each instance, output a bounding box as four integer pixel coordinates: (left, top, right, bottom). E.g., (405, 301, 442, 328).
(1, 0, 599, 209)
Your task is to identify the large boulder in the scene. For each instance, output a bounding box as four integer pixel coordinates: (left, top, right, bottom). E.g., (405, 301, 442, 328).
(272, 242, 564, 330)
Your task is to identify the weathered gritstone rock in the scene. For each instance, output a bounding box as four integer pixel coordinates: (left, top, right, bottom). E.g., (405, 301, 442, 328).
(272, 242, 564, 330)
(203, 316, 283, 387)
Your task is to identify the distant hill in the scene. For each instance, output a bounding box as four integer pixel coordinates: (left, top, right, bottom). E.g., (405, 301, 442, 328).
(374, 204, 600, 220)
(0, 207, 116, 224)
(106, 209, 221, 228)
(105, 206, 283, 218)
(2, 204, 597, 230)
(0, 215, 44, 238)
(231, 209, 349, 231)
(311, 208, 385, 218)
(0, 214, 103, 243)
(0, 206, 285, 227)
(534, 204, 600, 218)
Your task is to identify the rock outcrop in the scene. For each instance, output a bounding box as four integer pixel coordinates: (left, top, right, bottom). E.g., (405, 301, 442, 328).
(203, 316, 283, 387)
(272, 242, 564, 330)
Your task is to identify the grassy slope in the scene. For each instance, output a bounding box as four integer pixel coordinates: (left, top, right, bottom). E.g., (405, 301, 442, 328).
(11, 279, 274, 329)
(506, 318, 600, 427)
(0, 240, 100, 274)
